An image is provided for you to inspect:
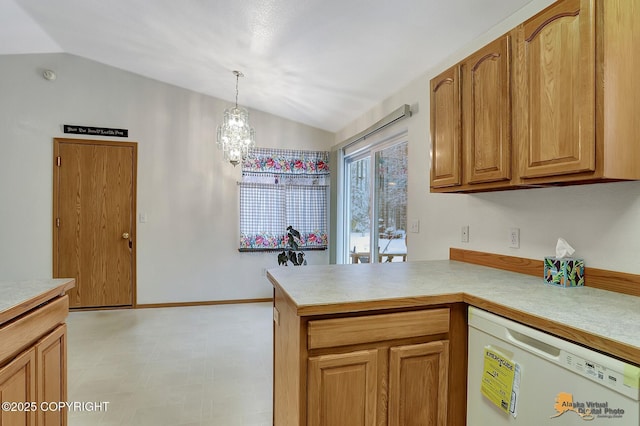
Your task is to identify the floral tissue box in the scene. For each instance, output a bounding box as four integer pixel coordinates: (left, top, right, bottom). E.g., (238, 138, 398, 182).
(544, 257, 584, 287)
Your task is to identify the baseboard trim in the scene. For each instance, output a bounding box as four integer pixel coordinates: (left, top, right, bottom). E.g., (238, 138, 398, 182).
(450, 248, 640, 297)
(135, 298, 272, 309)
(70, 305, 133, 312)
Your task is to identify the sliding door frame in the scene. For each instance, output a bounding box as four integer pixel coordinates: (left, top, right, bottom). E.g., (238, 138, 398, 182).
(338, 131, 408, 264)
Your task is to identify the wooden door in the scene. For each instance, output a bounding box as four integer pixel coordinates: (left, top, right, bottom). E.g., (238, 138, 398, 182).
(0, 349, 36, 426)
(308, 350, 378, 426)
(462, 35, 512, 185)
(517, 0, 595, 179)
(37, 325, 66, 426)
(430, 66, 462, 188)
(53, 139, 137, 308)
(389, 341, 449, 426)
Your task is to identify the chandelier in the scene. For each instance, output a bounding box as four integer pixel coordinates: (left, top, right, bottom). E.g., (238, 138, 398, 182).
(216, 70, 256, 166)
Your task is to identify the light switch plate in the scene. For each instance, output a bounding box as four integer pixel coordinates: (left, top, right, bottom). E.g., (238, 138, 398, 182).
(461, 225, 469, 243)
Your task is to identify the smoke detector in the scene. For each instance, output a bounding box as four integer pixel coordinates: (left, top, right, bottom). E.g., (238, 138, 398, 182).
(42, 69, 56, 81)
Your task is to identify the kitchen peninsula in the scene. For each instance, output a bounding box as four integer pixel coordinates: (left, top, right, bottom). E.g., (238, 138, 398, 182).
(0, 279, 74, 426)
(268, 253, 640, 426)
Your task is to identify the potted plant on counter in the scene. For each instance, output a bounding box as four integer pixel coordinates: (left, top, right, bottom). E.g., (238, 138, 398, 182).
(277, 226, 307, 266)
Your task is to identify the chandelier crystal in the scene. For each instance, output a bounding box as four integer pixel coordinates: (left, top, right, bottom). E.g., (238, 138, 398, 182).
(217, 70, 256, 166)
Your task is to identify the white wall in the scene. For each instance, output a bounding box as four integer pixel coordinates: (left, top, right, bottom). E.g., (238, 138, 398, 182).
(335, 0, 640, 275)
(0, 53, 333, 303)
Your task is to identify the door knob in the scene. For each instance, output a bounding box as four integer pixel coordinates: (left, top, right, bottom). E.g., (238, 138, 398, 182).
(122, 232, 130, 239)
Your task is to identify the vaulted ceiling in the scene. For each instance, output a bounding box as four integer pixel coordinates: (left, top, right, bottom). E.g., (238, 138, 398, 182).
(1, 0, 534, 132)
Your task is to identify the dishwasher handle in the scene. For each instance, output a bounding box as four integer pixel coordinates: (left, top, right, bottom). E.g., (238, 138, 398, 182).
(505, 327, 561, 361)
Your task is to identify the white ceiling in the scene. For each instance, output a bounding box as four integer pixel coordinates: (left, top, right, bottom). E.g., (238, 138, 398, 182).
(1, 0, 533, 132)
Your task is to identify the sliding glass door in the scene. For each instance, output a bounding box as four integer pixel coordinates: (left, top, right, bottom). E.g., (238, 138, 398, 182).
(344, 139, 407, 263)
(376, 142, 408, 262)
(346, 155, 371, 263)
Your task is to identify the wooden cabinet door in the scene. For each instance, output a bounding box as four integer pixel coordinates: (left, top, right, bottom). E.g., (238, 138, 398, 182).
(37, 325, 67, 426)
(430, 66, 462, 188)
(0, 349, 36, 426)
(308, 350, 378, 426)
(517, 0, 595, 179)
(389, 341, 449, 426)
(462, 36, 512, 185)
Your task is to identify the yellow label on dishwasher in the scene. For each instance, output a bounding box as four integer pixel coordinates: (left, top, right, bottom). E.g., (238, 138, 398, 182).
(481, 346, 517, 415)
(624, 364, 640, 389)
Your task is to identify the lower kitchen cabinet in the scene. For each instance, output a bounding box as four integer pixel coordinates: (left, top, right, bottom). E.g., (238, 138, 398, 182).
(308, 341, 450, 426)
(37, 325, 67, 426)
(389, 341, 449, 426)
(0, 348, 37, 425)
(273, 286, 465, 426)
(308, 349, 379, 426)
(0, 294, 70, 426)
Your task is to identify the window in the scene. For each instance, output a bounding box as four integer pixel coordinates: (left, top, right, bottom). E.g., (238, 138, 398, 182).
(239, 148, 329, 251)
(343, 136, 408, 263)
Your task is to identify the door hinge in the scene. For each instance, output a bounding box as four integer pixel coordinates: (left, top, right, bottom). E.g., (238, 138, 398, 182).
(56, 156, 61, 167)
(56, 218, 60, 228)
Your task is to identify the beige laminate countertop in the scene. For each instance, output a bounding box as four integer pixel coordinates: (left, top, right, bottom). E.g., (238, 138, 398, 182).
(267, 260, 640, 364)
(0, 278, 75, 326)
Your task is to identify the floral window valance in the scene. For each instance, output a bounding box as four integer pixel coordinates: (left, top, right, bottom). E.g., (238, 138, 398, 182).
(242, 147, 330, 176)
(239, 148, 329, 252)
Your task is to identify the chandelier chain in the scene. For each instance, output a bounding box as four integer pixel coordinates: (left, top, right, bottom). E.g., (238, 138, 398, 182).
(233, 70, 243, 109)
(235, 73, 239, 108)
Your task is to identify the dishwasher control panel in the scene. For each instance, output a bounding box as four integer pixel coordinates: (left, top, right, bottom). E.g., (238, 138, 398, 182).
(562, 352, 639, 400)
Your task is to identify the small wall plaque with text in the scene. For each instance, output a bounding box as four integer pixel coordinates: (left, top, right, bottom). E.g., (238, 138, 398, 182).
(63, 125, 128, 138)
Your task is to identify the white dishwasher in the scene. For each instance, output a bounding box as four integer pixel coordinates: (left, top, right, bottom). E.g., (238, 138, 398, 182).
(467, 307, 639, 425)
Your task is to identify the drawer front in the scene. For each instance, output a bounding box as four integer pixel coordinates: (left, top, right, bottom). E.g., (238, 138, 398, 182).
(308, 308, 450, 350)
(0, 296, 69, 366)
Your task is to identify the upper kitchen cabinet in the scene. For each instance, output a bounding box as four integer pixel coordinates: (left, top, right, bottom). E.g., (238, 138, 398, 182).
(430, 34, 513, 193)
(515, 0, 596, 179)
(430, 0, 640, 193)
(430, 66, 462, 189)
(462, 35, 512, 187)
(514, 0, 640, 184)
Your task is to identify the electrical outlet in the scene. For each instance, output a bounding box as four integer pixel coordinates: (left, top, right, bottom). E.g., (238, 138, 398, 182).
(461, 225, 469, 243)
(509, 228, 520, 248)
(410, 220, 420, 233)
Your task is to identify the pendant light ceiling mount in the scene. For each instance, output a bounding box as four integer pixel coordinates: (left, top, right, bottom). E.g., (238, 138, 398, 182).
(216, 69, 256, 166)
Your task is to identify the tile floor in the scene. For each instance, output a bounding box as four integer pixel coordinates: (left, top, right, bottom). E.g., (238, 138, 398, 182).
(66, 302, 273, 426)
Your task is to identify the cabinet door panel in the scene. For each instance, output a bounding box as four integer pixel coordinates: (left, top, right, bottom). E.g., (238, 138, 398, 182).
(389, 341, 449, 426)
(37, 325, 67, 426)
(463, 35, 512, 184)
(519, 0, 595, 178)
(430, 67, 462, 188)
(0, 349, 36, 426)
(308, 350, 378, 426)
